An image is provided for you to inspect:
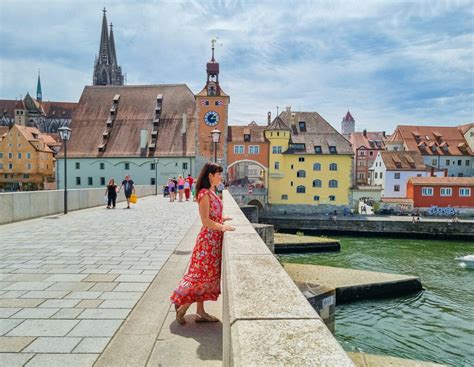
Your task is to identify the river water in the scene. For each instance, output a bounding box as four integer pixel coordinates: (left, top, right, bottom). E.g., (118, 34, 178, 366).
(279, 236, 474, 367)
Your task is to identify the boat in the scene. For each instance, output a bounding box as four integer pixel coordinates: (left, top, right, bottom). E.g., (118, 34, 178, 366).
(456, 255, 474, 268)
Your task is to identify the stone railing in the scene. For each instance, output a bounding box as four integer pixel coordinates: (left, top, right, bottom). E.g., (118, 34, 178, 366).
(222, 191, 354, 366)
(0, 185, 156, 225)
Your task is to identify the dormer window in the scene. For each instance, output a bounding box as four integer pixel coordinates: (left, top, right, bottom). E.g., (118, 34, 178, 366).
(298, 121, 306, 132)
(329, 146, 337, 154)
(244, 134, 251, 142)
(314, 146, 322, 154)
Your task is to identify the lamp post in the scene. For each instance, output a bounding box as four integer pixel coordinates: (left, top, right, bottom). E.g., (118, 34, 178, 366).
(58, 126, 72, 214)
(210, 128, 221, 163)
(154, 158, 158, 196)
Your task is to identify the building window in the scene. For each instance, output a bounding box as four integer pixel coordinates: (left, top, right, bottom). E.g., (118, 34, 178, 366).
(8, 152, 13, 159)
(369, 151, 374, 156)
(272, 146, 282, 154)
(380, 172, 383, 179)
(358, 160, 366, 167)
(296, 185, 305, 193)
(459, 188, 471, 197)
(291, 164, 294, 169)
(440, 188, 452, 196)
(299, 121, 306, 132)
(313, 195, 320, 201)
(234, 145, 244, 154)
(100, 162, 105, 170)
(458, 173, 464, 177)
(417, 174, 422, 177)
(458, 160, 462, 166)
(23, 174, 29, 179)
(313, 163, 321, 171)
(329, 195, 335, 201)
(329, 146, 337, 154)
(422, 187, 433, 196)
(100, 177, 105, 186)
(394, 185, 400, 192)
(249, 145, 260, 154)
(244, 134, 251, 142)
(125, 163, 130, 170)
(358, 173, 365, 179)
(88, 177, 93, 186)
(314, 146, 322, 154)
(150, 163, 156, 170)
(0, 164, 3, 169)
(313, 179, 322, 188)
(0, 153, 2, 158)
(446, 159, 450, 166)
(329, 180, 338, 188)
(394, 172, 400, 179)
(182, 162, 188, 170)
(290, 181, 293, 187)
(432, 159, 437, 166)
(17, 152, 22, 159)
(26, 163, 32, 170)
(466, 160, 470, 166)
(298, 157, 304, 162)
(358, 150, 365, 156)
(75, 162, 80, 169)
(281, 194, 288, 200)
(8, 163, 13, 169)
(297, 170, 306, 178)
(274, 162, 280, 170)
(76, 177, 81, 185)
(375, 172, 378, 179)
(329, 163, 337, 171)
(151, 178, 156, 185)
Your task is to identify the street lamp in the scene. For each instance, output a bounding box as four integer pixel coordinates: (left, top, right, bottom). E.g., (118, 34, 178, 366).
(210, 128, 221, 163)
(154, 157, 158, 196)
(58, 126, 72, 214)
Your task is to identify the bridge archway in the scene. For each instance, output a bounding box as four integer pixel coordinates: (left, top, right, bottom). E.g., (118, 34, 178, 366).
(226, 160, 267, 188)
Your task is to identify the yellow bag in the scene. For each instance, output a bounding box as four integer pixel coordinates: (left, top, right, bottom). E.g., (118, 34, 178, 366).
(130, 194, 137, 204)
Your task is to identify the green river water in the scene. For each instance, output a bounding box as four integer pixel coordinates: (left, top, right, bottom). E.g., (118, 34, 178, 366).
(279, 236, 474, 367)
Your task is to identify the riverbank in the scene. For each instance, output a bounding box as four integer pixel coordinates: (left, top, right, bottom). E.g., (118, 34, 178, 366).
(274, 233, 340, 253)
(262, 216, 474, 240)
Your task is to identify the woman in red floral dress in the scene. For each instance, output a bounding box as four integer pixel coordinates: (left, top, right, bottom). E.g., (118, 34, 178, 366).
(170, 162, 235, 324)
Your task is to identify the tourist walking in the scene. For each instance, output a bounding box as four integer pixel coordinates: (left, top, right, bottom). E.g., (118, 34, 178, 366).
(105, 178, 118, 209)
(177, 175, 185, 202)
(167, 178, 176, 202)
(191, 180, 197, 202)
(119, 175, 135, 209)
(184, 178, 191, 201)
(170, 162, 235, 324)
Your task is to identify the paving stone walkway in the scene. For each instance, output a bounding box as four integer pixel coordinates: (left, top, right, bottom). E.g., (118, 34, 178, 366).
(0, 196, 199, 367)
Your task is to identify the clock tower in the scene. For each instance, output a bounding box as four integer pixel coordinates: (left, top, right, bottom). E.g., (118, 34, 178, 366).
(195, 39, 229, 173)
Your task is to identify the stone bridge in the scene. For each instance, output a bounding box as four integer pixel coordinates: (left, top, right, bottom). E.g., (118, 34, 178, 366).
(0, 189, 353, 366)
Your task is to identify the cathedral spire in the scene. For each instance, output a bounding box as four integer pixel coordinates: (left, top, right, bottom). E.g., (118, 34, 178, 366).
(109, 23, 117, 65)
(36, 69, 42, 102)
(98, 8, 110, 64)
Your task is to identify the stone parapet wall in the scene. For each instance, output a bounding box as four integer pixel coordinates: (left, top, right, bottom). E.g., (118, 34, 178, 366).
(222, 191, 354, 366)
(0, 185, 156, 225)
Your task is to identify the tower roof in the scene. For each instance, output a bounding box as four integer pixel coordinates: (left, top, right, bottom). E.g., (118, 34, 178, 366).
(98, 8, 110, 64)
(342, 110, 355, 122)
(206, 39, 219, 76)
(109, 23, 117, 65)
(266, 116, 291, 131)
(36, 70, 42, 102)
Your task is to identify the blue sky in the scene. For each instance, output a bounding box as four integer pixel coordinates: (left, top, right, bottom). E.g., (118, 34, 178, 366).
(0, 0, 472, 133)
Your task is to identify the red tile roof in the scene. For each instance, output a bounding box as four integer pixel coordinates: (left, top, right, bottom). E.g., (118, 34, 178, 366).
(227, 122, 266, 143)
(380, 151, 427, 171)
(350, 131, 386, 151)
(408, 177, 474, 186)
(392, 125, 473, 156)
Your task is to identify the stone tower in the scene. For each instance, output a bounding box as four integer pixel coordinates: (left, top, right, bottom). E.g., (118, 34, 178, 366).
(93, 8, 124, 86)
(341, 110, 355, 138)
(195, 40, 229, 173)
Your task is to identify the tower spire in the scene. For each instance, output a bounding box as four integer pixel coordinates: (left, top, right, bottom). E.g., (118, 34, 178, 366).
(109, 22, 117, 65)
(36, 69, 42, 102)
(98, 7, 110, 64)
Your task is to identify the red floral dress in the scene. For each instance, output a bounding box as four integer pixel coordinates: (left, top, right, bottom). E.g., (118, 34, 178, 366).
(170, 188, 223, 306)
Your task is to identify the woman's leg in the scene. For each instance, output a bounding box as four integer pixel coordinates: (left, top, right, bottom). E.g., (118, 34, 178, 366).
(112, 196, 116, 208)
(107, 196, 111, 208)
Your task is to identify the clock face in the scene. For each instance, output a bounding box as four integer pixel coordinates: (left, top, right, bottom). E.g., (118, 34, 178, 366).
(204, 111, 220, 127)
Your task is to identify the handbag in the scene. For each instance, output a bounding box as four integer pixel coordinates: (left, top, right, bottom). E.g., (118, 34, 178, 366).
(130, 193, 137, 204)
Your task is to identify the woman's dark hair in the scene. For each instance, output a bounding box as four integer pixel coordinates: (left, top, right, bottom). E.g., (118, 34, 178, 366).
(196, 162, 223, 194)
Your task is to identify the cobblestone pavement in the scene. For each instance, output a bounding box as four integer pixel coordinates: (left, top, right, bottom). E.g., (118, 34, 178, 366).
(0, 196, 199, 366)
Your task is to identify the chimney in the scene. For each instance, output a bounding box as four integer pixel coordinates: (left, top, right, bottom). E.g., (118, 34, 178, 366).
(444, 168, 448, 177)
(267, 111, 271, 126)
(181, 113, 187, 134)
(286, 106, 291, 113)
(363, 129, 367, 137)
(383, 131, 386, 138)
(430, 166, 434, 177)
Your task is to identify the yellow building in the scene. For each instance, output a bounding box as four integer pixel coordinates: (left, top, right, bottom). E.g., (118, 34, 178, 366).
(264, 108, 353, 206)
(0, 125, 58, 191)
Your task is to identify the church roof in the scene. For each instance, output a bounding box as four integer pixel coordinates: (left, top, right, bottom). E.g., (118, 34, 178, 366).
(342, 110, 355, 122)
(63, 84, 196, 158)
(0, 100, 19, 118)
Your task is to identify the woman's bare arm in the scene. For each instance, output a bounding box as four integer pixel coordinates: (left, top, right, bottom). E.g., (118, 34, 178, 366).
(199, 194, 234, 232)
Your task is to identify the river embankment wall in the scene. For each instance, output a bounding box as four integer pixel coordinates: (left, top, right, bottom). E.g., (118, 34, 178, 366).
(261, 216, 474, 240)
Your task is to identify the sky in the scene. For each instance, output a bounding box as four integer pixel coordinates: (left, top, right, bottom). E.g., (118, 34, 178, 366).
(0, 0, 473, 133)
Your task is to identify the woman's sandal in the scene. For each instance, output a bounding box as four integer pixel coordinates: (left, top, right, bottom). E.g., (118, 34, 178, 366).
(175, 305, 186, 325)
(195, 312, 219, 323)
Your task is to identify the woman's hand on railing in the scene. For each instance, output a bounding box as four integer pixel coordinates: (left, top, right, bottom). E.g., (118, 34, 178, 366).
(222, 216, 232, 222)
(221, 224, 235, 232)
